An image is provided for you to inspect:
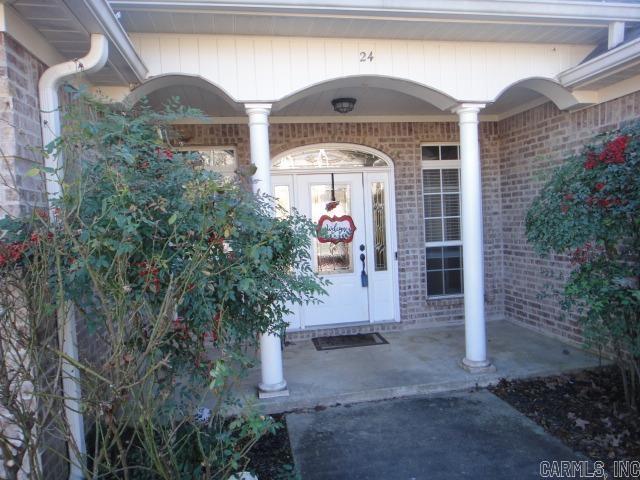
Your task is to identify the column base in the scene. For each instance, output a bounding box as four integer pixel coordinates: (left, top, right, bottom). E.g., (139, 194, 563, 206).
(258, 380, 289, 399)
(459, 357, 496, 374)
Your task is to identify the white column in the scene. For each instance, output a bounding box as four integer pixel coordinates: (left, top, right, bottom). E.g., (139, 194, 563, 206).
(245, 103, 289, 397)
(454, 103, 495, 374)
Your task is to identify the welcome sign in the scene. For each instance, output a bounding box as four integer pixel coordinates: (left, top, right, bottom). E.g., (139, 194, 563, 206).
(316, 215, 357, 244)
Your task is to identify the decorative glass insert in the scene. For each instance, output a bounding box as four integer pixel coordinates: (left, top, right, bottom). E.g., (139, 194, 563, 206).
(422, 143, 463, 297)
(311, 184, 353, 274)
(371, 182, 387, 271)
(273, 185, 291, 219)
(274, 147, 390, 170)
(426, 246, 464, 296)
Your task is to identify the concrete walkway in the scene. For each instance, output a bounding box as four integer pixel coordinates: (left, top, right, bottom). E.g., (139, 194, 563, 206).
(286, 391, 594, 480)
(237, 321, 603, 414)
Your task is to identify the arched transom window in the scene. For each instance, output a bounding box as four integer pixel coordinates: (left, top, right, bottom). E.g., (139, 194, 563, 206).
(272, 145, 392, 171)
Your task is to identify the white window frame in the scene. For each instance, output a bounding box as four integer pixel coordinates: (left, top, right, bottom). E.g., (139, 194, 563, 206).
(421, 142, 463, 299)
(175, 146, 237, 175)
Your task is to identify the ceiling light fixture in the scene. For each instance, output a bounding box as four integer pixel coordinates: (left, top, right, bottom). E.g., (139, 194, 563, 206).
(331, 97, 356, 114)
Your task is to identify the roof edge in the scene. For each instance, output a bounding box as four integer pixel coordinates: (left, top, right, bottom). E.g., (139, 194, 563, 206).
(558, 36, 640, 88)
(67, 0, 148, 83)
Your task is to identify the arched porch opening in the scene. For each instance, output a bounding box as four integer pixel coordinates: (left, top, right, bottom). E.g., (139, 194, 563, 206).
(125, 73, 244, 116)
(271, 75, 459, 117)
(489, 77, 588, 113)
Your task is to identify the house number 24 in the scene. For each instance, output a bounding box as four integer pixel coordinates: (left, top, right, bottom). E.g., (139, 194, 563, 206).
(359, 51, 374, 62)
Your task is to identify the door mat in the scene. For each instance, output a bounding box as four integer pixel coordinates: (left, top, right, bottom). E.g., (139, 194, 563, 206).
(312, 332, 388, 351)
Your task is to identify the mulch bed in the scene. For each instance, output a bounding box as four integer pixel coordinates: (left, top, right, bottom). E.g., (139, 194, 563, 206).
(245, 414, 298, 479)
(489, 366, 640, 474)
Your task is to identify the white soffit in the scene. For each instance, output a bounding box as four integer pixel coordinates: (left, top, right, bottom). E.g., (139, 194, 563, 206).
(107, 0, 640, 44)
(9, 0, 146, 84)
(113, 11, 606, 44)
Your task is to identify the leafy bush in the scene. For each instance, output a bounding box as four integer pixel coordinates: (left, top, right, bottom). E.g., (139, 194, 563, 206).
(526, 122, 640, 408)
(0, 93, 323, 478)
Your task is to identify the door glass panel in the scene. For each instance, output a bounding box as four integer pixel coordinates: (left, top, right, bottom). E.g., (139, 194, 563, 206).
(311, 184, 353, 274)
(371, 182, 387, 271)
(273, 185, 291, 219)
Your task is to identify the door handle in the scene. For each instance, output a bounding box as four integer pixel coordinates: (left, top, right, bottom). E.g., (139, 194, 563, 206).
(359, 250, 368, 287)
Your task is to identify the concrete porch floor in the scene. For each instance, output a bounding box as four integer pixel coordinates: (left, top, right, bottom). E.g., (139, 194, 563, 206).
(234, 320, 604, 414)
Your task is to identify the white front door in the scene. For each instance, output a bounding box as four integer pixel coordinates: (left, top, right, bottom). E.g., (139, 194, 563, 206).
(272, 171, 395, 329)
(299, 173, 368, 326)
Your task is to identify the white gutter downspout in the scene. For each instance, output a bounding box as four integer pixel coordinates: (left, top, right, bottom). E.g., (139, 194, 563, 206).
(38, 33, 109, 480)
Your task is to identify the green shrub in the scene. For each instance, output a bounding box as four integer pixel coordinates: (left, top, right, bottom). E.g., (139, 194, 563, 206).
(526, 122, 640, 408)
(0, 93, 324, 478)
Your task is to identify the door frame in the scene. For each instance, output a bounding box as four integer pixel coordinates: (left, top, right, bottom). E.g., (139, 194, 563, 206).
(271, 143, 401, 331)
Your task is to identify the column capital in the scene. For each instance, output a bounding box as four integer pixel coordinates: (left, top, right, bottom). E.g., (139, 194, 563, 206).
(451, 102, 486, 116)
(245, 103, 272, 116)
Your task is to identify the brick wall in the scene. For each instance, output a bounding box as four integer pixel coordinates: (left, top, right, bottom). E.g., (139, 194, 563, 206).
(497, 92, 640, 344)
(0, 32, 47, 218)
(166, 93, 640, 344)
(175, 121, 504, 331)
(0, 32, 70, 480)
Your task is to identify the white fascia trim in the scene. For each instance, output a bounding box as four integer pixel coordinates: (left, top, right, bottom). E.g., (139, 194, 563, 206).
(72, 0, 148, 82)
(109, 0, 640, 23)
(0, 4, 64, 66)
(558, 36, 640, 88)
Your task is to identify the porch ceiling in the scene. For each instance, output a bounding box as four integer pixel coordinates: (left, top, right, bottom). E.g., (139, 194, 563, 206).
(145, 83, 243, 115)
(273, 85, 444, 117)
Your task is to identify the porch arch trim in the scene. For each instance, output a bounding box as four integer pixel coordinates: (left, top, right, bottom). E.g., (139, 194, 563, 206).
(125, 73, 241, 110)
(272, 75, 459, 113)
(492, 76, 588, 110)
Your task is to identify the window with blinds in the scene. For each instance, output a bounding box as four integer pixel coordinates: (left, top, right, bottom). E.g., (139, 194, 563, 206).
(421, 144, 463, 297)
(175, 147, 237, 175)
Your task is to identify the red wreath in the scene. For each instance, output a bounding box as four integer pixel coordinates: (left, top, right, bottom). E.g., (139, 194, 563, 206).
(316, 215, 357, 244)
